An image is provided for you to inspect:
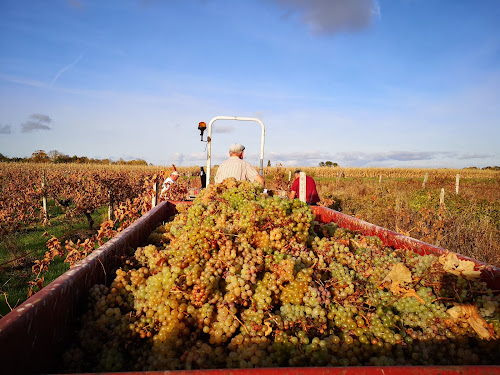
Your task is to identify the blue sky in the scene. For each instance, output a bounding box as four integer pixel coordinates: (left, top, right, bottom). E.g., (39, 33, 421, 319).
(1, 0, 499, 168)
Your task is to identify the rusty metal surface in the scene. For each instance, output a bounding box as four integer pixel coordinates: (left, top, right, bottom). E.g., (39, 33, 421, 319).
(0, 201, 499, 374)
(311, 205, 500, 290)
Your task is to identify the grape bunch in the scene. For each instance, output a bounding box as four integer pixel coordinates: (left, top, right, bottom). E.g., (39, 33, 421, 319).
(60, 178, 500, 372)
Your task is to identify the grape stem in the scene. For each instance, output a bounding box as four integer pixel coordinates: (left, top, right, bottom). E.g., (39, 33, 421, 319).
(1, 291, 13, 312)
(309, 258, 318, 269)
(222, 305, 249, 335)
(265, 312, 279, 325)
(452, 284, 463, 303)
(315, 277, 325, 287)
(358, 311, 370, 327)
(431, 297, 455, 303)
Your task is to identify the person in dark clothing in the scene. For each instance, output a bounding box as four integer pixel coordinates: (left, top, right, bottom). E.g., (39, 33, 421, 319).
(200, 166, 207, 188)
(289, 169, 320, 205)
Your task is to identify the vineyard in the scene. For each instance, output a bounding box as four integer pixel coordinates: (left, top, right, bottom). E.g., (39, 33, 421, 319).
(0, 163, 499, 318)
(0, 163, 198, 316)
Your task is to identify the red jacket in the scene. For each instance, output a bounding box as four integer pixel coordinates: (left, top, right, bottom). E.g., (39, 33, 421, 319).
(291, 175, 320, 204)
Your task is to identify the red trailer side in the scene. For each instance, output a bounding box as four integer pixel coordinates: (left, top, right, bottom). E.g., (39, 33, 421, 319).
(311, 206, 500, 290)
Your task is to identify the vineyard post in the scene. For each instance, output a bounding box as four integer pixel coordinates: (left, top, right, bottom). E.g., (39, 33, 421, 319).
(288, 171, 291, 181)
(440, 188, 445, 206)
(422, 173, 429, 188)
(42, 173, 48, 223)
(456, 174, 460, 195)
(108, 190, 114, 220)
(298, 172, 306, 203)
(379, 175, 382, 184)
(151, 179, 160, 208)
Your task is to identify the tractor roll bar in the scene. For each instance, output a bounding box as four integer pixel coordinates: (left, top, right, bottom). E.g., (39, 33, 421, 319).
(206, 116, 265, 186)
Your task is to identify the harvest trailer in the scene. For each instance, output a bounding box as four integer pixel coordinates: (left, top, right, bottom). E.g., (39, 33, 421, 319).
(0, 200, 498, 374)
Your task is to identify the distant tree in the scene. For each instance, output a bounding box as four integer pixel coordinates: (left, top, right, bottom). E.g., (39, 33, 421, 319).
(6, 150, 152, 165)
(267, 160, 271, 167)
(30, 150, 50, 163)
(128, 159, 148, 166)
(57, 155, 72, 163)
(48, 150, 72, 163)
(76, 156, 89, 164)
(48, 150, 61, 161)
(320, 161, 339, 167)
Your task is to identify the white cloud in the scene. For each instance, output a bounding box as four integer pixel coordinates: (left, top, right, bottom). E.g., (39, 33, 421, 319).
(0, 124, 12, 134)
(272, 0, 380, 35)
(213, 125, 234, 134)
(68, 0, 83, 9)
(21, 114, 52, 133)
(0, 74, 47, 89)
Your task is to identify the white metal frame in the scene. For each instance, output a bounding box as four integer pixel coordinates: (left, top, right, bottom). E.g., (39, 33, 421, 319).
(205, 116, 265, 186)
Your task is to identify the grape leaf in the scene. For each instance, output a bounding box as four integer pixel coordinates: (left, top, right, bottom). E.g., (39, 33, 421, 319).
(382, 263, 425, 303)
(383, 262, 412, 285)
(447, 304, 494, 340)
(264, 321, 272, 336)
(439, 253, 482, 280)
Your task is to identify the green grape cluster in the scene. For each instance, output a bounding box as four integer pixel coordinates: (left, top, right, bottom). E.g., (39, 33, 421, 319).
(60, 178, 500, 372)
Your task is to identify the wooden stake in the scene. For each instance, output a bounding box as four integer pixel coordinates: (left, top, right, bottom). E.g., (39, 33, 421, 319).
(151, 180, 159, 208)
(299, 172, 306, 203)
(422, 173, 429, 188)
(108, 191, 114, 220)
(440, 188, 445, 206)
(42, 174, 48, 223)
(455, 174, 460, 195)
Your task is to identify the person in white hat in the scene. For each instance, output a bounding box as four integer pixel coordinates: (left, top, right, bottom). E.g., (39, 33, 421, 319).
(161, 170, 180, 195)
(214, 143, 264, 185)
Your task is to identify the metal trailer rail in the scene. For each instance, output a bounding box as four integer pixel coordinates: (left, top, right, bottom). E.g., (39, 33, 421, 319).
(0, 201, 499, 374)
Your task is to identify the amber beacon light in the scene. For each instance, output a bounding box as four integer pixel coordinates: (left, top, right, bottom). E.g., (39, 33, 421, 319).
(198, 121, 206, 141)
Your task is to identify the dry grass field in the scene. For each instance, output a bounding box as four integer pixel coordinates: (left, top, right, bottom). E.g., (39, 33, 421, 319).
(263, 166, 500, 267)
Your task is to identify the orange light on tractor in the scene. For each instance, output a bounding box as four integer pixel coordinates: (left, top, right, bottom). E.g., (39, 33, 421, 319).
(198, 121, 206, 141)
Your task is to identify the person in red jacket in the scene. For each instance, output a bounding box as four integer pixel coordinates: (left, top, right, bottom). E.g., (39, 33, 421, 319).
(289, 169, 320, 205)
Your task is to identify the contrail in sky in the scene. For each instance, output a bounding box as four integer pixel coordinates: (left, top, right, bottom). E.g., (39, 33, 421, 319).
(50, 52, 85, 87)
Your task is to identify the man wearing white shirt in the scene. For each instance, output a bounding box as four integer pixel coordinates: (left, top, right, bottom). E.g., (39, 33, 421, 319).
(214, 143, 264, 185)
